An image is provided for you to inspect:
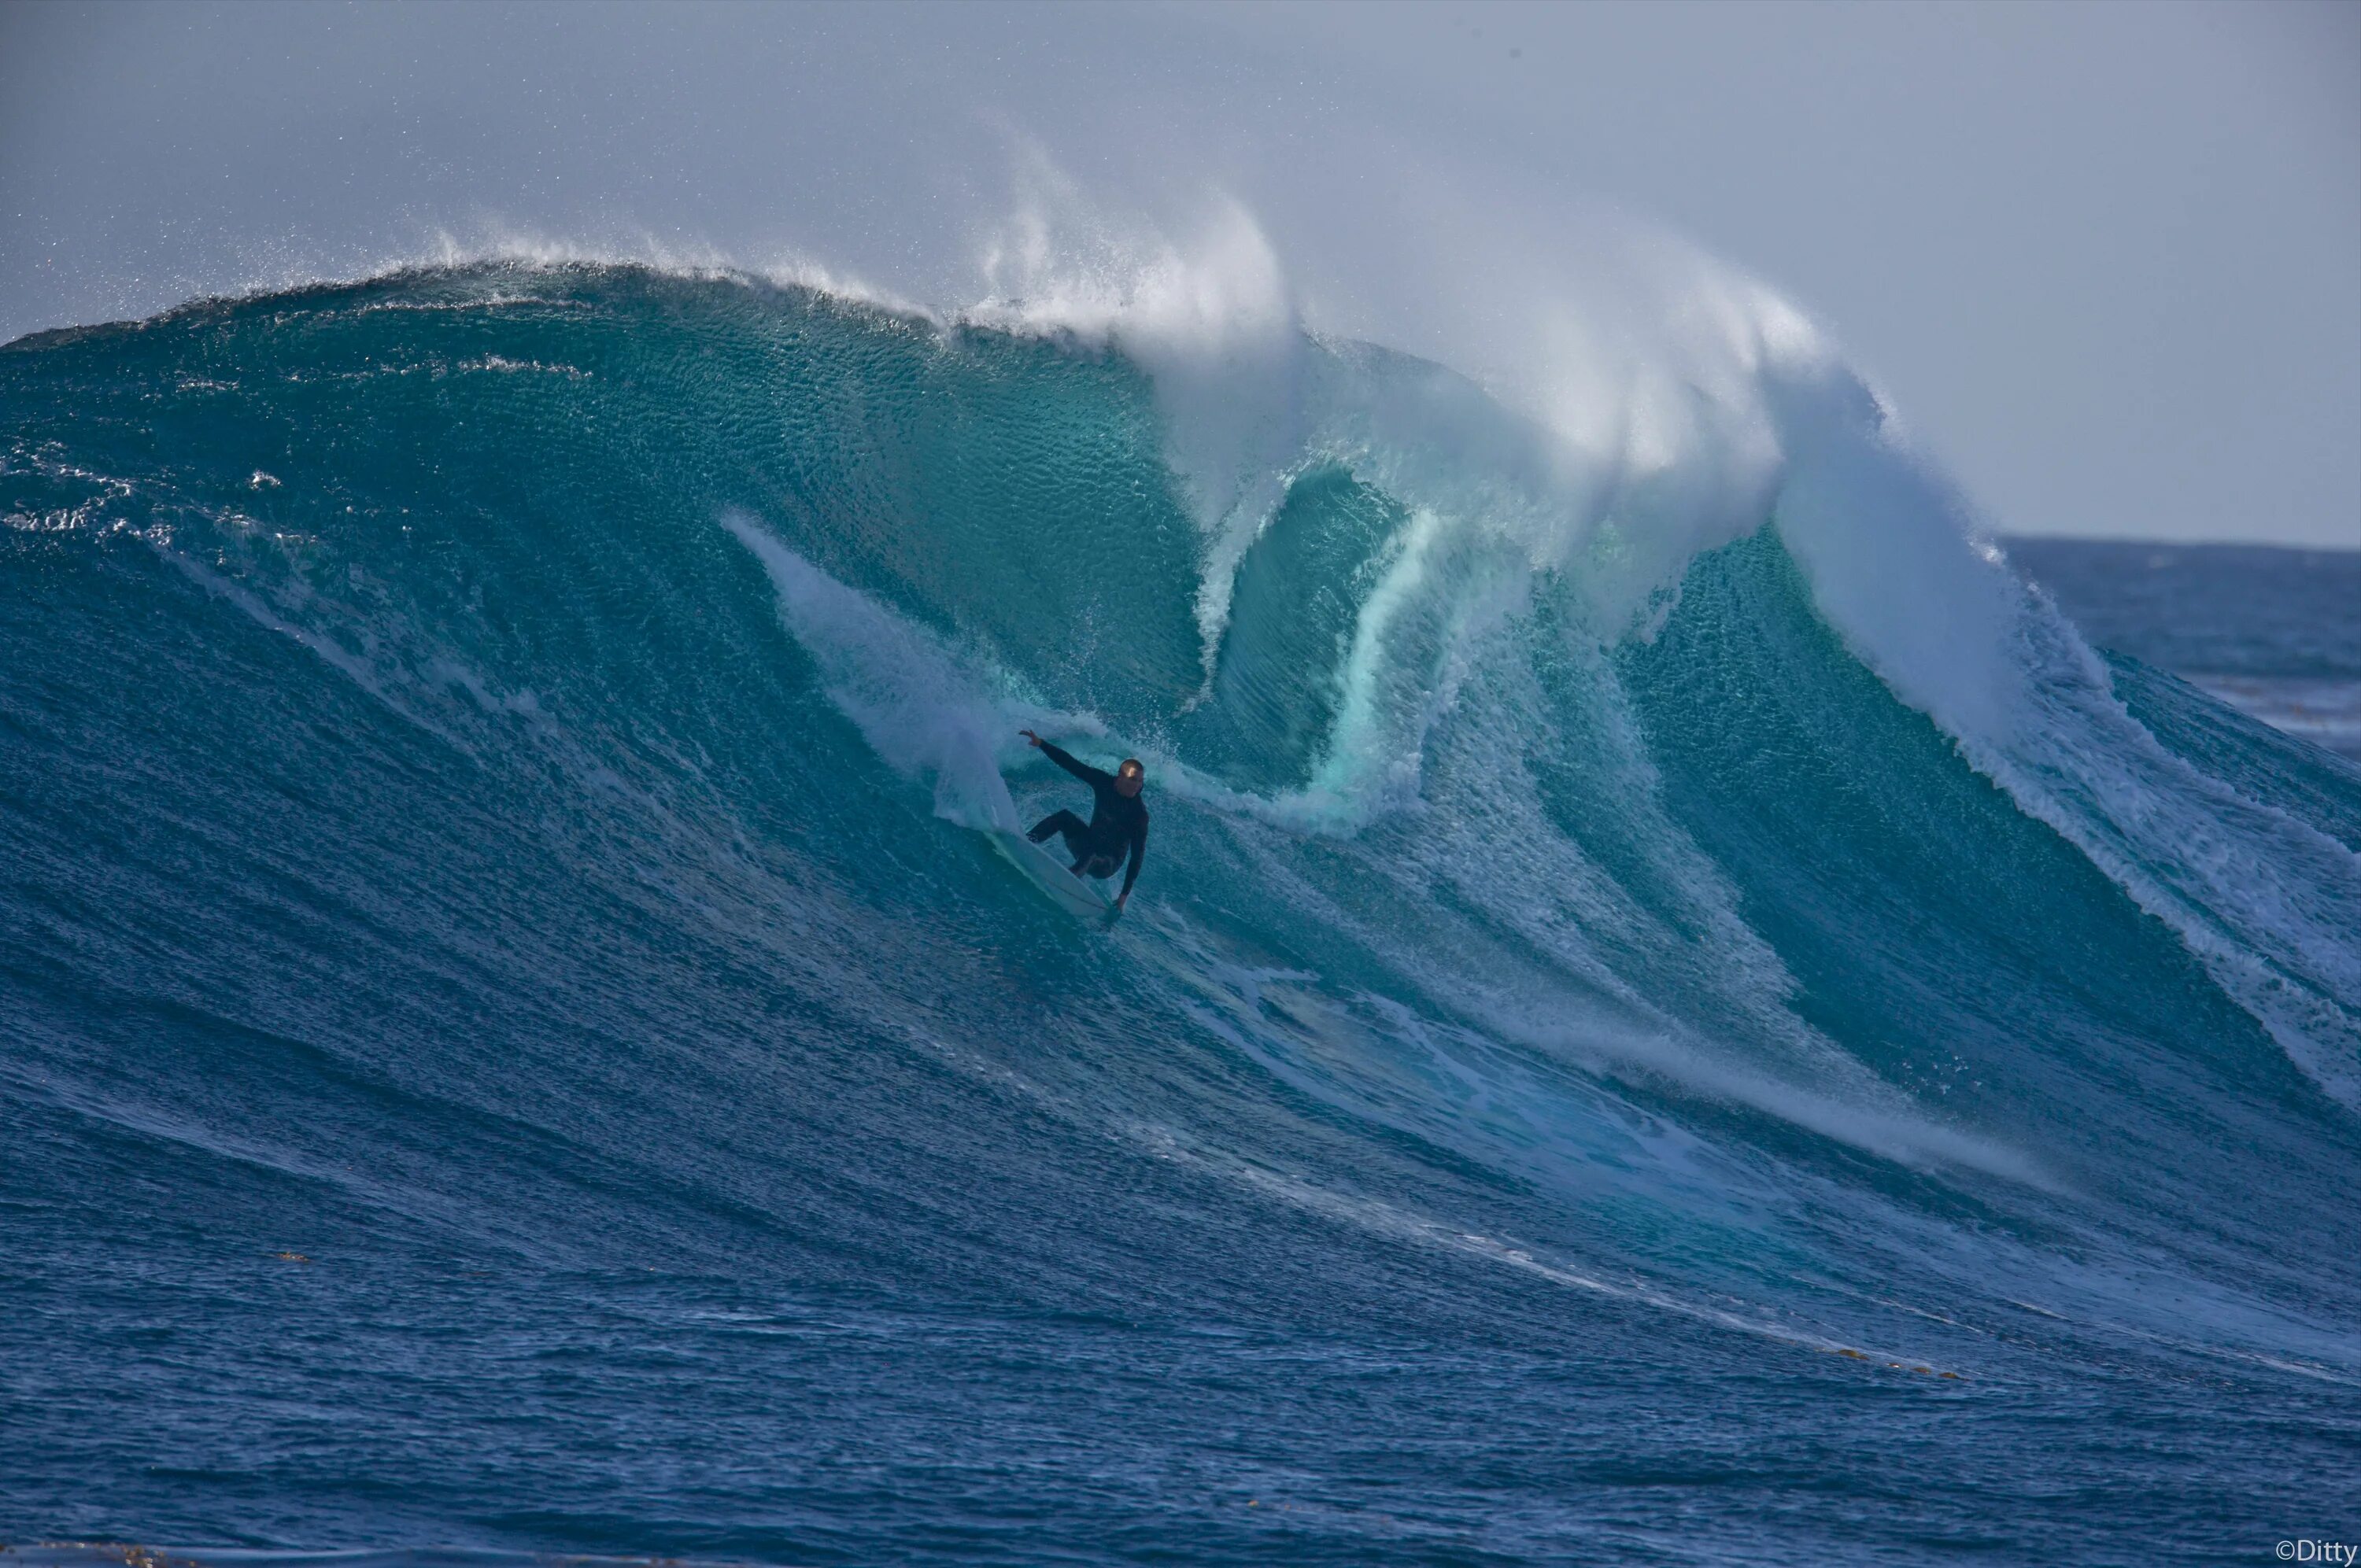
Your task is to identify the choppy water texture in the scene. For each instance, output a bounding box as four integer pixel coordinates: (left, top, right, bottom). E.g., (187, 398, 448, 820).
(2007, 537, 2361, 762)
(4, 265, 2359, 1566)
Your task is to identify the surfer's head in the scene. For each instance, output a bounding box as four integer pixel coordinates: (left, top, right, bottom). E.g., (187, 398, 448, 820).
(1115, 758, 1145, 798)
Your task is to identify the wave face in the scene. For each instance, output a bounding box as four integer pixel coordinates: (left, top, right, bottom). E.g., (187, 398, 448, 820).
(5, 264, 2359, 1565)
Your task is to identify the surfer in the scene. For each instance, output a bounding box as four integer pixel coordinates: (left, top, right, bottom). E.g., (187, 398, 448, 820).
(1018, 729, 1148, 913)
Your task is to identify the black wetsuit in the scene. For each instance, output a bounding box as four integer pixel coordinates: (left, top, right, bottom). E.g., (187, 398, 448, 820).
(1027, 741, 1149, 898)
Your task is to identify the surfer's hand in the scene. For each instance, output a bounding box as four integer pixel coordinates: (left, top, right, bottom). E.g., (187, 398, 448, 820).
(1019, 728, 1042, 747)
(1114, 891, 1129, 914)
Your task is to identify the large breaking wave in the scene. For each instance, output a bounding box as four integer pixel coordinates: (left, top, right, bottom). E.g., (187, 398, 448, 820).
(5, 251, 2358, 1562)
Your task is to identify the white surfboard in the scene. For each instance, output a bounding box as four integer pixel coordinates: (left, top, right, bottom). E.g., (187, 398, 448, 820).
(991, 828, 1118, 921)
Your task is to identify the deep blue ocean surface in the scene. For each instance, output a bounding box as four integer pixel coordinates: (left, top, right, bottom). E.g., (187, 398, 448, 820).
(2005, 537, 2361, 762)
(4, 265, 2357, 1566)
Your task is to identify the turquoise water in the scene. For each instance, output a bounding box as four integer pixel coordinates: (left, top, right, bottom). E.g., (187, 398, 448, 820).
(4, 264, 2358, 1565)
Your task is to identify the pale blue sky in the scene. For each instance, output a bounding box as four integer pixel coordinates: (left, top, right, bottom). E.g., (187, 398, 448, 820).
(4, 0, 2355, 545)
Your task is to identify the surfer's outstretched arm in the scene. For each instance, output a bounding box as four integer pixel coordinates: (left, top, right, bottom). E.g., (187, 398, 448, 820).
(1021, 730, 1112, 788)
